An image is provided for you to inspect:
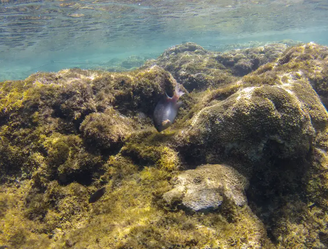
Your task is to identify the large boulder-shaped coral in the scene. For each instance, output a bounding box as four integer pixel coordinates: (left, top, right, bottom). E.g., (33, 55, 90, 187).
(182, 43, 328, 166)
(163, 164, 248, 211)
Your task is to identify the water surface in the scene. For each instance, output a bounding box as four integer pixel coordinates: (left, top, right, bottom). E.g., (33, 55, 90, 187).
(1, 0, 328, 81)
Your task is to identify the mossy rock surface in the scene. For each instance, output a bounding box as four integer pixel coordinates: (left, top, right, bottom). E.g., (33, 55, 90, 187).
(143, 42, 290, 92)
(1, 42, 328, 248)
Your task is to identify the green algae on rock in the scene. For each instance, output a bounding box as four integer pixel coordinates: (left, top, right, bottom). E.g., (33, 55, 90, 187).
(143, 42, 292, 92)
(176, 42, 328, 248)
(181, 43, 328, 166)
(80, 107, 135, 150)
(1, 42, 328, 248)
(0, 66, 177, 184)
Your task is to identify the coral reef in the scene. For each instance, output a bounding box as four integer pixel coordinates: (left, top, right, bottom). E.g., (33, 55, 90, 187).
(1, 42, 328, 249)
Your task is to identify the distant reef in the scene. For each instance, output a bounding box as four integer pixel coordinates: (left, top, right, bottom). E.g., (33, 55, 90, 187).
(1, 42, 328, 248)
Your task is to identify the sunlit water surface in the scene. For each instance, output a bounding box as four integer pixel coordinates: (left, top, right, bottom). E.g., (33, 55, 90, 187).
(1, 0, 328, 81)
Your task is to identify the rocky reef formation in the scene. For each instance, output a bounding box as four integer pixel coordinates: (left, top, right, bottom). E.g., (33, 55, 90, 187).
(1, 42, 328, 249)
(143, 42, 290, 92)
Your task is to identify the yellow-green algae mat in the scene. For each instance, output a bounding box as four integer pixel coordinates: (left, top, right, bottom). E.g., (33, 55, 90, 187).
(1, 43, 328, 248)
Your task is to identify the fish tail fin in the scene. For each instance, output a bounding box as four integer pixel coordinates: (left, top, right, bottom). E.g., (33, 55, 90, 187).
(174, 83, 185, 99)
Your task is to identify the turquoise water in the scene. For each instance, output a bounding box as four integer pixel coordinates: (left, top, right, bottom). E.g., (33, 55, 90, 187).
(1, 0, 328, 81)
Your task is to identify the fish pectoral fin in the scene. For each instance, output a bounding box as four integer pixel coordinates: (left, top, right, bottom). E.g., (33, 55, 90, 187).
(162, 119, 172, 127)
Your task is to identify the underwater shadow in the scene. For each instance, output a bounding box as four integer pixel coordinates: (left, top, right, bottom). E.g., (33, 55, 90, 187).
(246, 153, 311, 245)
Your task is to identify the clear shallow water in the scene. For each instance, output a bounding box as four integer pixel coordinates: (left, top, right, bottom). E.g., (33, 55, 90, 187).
(0, 0, 328, 81)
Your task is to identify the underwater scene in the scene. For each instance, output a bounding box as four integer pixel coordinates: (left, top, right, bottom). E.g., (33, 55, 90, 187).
(2, 0, 328, 248)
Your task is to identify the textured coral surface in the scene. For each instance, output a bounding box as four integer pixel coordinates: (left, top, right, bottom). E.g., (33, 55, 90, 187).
(1, 42, 328, 249)
(163, 164, 249, 211)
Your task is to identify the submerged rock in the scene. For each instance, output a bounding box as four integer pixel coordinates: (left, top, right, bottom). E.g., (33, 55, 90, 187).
(143, 42, 290, 91)
(181, 43, 328, 167)
(215, 43, 289, 76)
(163, 164, 248, 211)
(80, 107, 134, 150)
(1, 42, 328, 249)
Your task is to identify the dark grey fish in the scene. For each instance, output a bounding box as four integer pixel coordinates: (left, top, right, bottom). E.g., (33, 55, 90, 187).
(153, 84, 185, 132)
(89, 187, 106, 203)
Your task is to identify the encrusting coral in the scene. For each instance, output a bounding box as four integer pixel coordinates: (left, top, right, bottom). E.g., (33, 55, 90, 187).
(163, 164, 249, 211)
(1, 42, 328, 248)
